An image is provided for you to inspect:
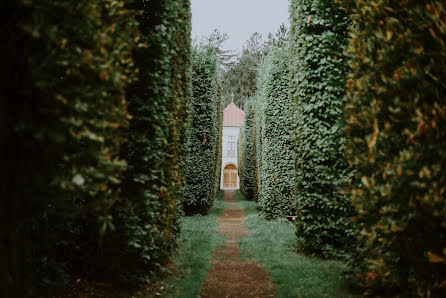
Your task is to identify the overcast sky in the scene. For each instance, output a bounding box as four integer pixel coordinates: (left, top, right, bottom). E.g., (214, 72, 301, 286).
(191, 0, 290, 54)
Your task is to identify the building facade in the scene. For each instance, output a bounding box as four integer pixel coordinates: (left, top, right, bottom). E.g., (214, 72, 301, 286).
(220, 102, 245, 189)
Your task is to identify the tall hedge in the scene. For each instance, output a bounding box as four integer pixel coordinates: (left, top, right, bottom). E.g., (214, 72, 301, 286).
(289, 0, 355, 258)
(1, 0, 139, 294)
(183, 45, 221, 215)
(238, 98, 256, 201)
(0, 0, 192, 295)
(255, 46, 295, 219)
(213, 92, 223, 200)
(339, 1, 446, 295)
(115, 0, 191, 283)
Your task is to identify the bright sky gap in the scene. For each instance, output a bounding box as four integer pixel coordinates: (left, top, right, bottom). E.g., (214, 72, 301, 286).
(191, 0, 290, 54)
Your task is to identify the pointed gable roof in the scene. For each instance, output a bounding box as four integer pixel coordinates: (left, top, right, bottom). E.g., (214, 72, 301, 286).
(223, 103, 245, 127)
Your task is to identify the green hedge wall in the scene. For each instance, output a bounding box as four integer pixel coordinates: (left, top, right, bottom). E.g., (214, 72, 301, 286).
(254, 55, 265, 207)
(115, 0, 191, 283)
(339, 1, 446, 295)
(238, 98, 256, 201)
(289, 0, 355, 258)
(0, 0, 191, 295)
(1, 0, 138, 294)
(213, 93, 223, 201)
(182, 45, 221, 215)
(239, 121, 246, 194)
(255, 46, 295, 219)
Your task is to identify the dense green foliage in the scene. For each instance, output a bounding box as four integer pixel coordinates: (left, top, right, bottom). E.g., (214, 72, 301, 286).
(255, 46, 296, 219)
(213, 96, 223, 201)
(4, 0, 445, 296)
(182, 45, 222, 215)
(221, 27, 289, 108)
(238, 98, 256, 201)
(339, 0, 446, 295)
(221, 52, 259, 104)
(115, 0, 192, 283)
(5, 0, 137, 293)
(289, 0, 355, 258)
(0, 0, 191, 295)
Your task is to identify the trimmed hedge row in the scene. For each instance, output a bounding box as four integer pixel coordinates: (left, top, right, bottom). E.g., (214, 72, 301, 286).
(238, 98, 256, 201)
(255, 46, 296, 219)
(0, 0, 191, 295)
(339, 0, 446, 295)
(116, 0, 192, 283)
(182, 45, 222, 215)
(289, 0, 356, 258)
(213, 92, 223, 203)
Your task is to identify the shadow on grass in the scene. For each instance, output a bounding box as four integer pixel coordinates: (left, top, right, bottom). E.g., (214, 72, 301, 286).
(235, 190, 358, 298)
(160, 191, 227, 298)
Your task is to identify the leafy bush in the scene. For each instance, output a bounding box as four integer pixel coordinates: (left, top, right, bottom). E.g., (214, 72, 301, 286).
(238, 98, 256, 201)
(289, 0, 355, 258)
(255, 46, 296, 219)
(339, 0, 446, 295)
(213, 95, 223, 198)
(114, 0, 192, 283)
(1, 0, 192, 294)
(182, 45, 221, 215)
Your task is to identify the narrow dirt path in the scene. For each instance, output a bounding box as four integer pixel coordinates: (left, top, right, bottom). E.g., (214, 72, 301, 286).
(200, 190, 274, 297)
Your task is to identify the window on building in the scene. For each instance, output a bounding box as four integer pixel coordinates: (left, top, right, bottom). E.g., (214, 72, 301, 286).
(226, 136, 236, 158)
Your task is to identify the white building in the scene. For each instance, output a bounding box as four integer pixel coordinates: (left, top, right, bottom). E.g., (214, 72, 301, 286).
(220, 101, 245, 189)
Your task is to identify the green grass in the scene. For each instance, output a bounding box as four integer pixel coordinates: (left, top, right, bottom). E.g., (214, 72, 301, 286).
(161, 191, 227, 298)
(235, 190, 357, 298)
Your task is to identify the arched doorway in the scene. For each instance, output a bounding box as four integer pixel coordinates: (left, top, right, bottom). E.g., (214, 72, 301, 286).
(222, 164, 238, 189)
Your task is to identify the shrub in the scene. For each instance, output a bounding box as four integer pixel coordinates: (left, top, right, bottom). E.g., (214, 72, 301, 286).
(339, 0, 446, 295)
(115, 0, 192, 283)
(213, 93, 223, 200)
(238, 98, 256, 201)
(1, 0, 139, 294)
(289, 0, 356, 258)
(255, 46, 296, 219)
(182, 45, 221, 215)
(0, 0, 192, 294)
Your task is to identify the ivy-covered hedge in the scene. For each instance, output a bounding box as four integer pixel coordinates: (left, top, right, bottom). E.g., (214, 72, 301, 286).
(339, 0, 446, 295)
(182, 45, 221, 215)
(289, 0, 355, 258)
(255, 46, 295, 219)
(238, 98, 256, 201)
(1, 0, 191, 295)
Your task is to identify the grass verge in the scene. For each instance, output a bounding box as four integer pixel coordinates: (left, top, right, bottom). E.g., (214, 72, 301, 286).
(235, 190, 357, 298)
(161, 191, 226, 297)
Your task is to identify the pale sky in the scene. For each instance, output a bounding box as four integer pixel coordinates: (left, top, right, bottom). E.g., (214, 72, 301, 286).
(191, 0, 290, 54)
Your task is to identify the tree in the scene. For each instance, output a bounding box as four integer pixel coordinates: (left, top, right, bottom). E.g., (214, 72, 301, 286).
(264, 23, 289, 51)
(220, 27, 289, 108)
(205, 29, 237, 71)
